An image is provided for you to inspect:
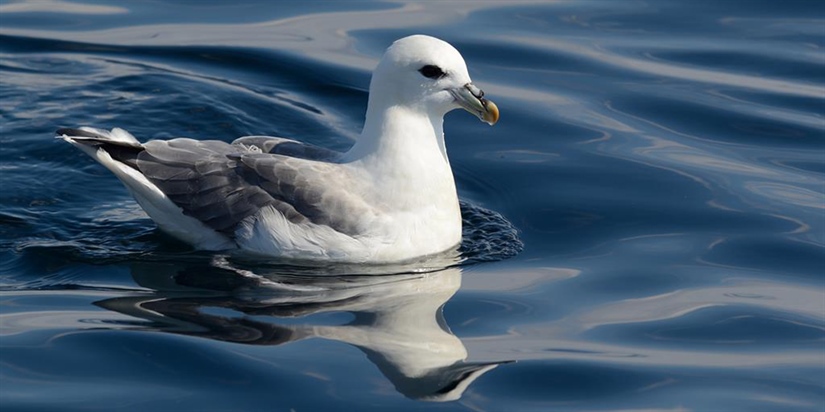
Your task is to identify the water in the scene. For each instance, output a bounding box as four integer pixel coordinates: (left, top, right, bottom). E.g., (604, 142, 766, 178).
(1, 1, 824, 410)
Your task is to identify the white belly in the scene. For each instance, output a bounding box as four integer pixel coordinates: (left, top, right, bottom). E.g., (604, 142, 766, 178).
(234, 202, 461, 263)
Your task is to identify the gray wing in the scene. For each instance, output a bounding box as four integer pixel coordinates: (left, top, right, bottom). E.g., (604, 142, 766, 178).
(232, 136, 343, 162)
(231, 152, 372, 236)
(135, 138, 366, 237)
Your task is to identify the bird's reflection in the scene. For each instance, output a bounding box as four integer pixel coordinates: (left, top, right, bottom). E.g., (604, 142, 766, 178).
(95, 259, 509, 401)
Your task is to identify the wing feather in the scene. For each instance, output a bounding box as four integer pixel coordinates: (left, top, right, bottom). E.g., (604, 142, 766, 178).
(232, 136, 342, 161)
(134, 137, 362, 237)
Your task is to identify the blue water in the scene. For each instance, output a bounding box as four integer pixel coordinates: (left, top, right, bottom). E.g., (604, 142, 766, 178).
(1, 1, 824, 411)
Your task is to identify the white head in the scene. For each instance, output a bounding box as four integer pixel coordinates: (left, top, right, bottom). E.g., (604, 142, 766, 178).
(368, 35, 498, 125)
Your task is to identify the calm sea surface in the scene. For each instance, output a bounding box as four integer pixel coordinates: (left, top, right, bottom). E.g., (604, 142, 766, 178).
(1, 1, 824, 411)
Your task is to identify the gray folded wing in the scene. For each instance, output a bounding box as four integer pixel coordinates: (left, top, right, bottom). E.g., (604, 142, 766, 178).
(135, 138, 365, 237)
(232, 136, 343, 162)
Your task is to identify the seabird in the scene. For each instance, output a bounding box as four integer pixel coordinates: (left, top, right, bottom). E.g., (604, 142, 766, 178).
(58, 35, 499, 263)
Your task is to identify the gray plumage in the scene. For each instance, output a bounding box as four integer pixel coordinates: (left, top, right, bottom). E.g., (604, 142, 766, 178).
(65, 129, 367, 238)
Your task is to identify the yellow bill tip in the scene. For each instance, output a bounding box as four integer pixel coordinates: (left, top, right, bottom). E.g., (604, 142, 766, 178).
(482, 99, 499, 126)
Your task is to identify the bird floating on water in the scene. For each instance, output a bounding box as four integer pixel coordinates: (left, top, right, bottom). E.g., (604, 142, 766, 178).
(59, 35, 499, 263)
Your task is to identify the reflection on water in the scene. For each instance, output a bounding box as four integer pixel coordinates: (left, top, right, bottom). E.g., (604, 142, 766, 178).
(95, 262, 508, 402)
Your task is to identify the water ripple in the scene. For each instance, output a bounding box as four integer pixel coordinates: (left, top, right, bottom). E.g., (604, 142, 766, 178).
(2, 1, 824, 410)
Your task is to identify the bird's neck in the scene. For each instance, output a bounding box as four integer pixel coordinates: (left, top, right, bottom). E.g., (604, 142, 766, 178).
(343, 95, 463, 254)
(346, 104, 453, 184)
(343, 102, 459, 223)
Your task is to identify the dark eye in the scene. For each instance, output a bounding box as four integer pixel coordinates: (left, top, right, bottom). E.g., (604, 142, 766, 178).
(419, 65, 445, 79)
